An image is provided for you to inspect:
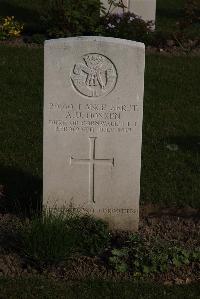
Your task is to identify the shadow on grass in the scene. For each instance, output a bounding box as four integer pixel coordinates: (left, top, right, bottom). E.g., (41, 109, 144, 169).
(0, 165, 42, 217)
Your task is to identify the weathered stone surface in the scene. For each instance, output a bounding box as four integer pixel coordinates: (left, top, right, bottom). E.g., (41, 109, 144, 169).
(129, 0, 156, 23)
(101, 0, 129, 14)
(43, 36, 145, 231)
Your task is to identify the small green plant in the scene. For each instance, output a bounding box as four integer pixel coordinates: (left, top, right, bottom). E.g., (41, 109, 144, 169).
(109, 248, 129, 272)
(21, 209, 110, 263)
(109, 234, 200, 276)
(69, 214, 110, 256)
(0, 16, 23, 40)
(21, 209, 74, 263)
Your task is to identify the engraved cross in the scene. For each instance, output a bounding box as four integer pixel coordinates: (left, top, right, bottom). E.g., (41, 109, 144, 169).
(70, 137, 114, 204)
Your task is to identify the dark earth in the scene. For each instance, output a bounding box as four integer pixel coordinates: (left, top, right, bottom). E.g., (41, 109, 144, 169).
(0, 204, 199, 285)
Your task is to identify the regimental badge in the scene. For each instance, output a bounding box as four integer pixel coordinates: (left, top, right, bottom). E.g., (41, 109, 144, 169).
(71, 53, 118, 98)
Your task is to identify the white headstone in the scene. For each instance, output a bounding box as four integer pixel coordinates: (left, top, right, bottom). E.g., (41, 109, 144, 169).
(129, 0, 156, 23)
(101, 0, 156, 23)
(101, 0, 129, 14)
(43, 36, 145, 231)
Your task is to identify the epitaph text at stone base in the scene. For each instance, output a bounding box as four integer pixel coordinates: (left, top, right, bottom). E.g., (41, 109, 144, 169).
(43, 36, 145, 231)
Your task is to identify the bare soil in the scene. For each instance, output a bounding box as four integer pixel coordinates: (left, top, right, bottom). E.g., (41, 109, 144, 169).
(0, 206, 199, 285)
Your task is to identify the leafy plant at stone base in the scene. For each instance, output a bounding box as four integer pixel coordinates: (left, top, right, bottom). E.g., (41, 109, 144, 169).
(68, 214, 110, 256)
(0, 16, 24, 40)
(20, 209, 110, 264)
(101, 12, 154, 44)
(109, 234, 200, 276)
(41, 0, 103, 38)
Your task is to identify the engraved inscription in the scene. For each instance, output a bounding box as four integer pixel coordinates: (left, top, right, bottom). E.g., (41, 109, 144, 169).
(71, 53, 117, 98)
(66, 207, 138, 215)
(70, 137, 114, 203)
(48, 102, 140, 134)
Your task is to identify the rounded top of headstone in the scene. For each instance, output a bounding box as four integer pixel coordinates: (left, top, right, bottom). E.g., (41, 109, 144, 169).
(45, 36, 145, 50)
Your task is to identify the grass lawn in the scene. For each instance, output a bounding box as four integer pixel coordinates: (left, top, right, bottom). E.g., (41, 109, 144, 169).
(142, 54, 200, 207)
(0, 45, 199, 209)
(0, 278, 200, 299)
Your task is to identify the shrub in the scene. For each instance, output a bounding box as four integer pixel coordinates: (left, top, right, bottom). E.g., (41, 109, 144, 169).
(101, 12, 153, 44)
(43, 0, 102, 38)
(42, 1, 152, 43)
(21, 210, 110, 263)
(0, 16, 23, 40)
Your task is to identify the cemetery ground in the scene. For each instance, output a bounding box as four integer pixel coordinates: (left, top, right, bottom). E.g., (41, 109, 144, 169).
(0, 1, 200, 298)
(0, 44, 200, 297)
